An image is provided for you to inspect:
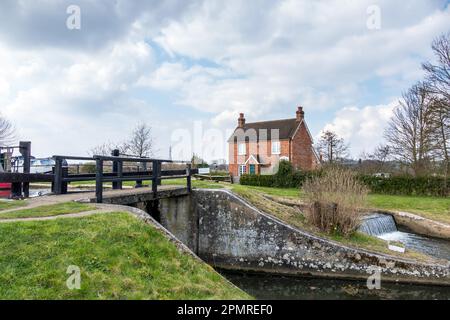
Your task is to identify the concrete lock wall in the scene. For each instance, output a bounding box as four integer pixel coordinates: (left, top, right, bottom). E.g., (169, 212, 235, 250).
(159, 196, 198, 253)
(157, 189, 450, 285)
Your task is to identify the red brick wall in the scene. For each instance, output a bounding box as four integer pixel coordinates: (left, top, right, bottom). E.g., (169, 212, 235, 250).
(290, 122, 315, 171)
(229, 142, 238, 176)
(228, 122, 318, 176)
(228, 140, 291, 176)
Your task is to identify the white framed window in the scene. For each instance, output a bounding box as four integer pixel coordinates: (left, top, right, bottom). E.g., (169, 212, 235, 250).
(272, 141, 281, 155)
(238, 143, 246, 155)
(239, 165, 246, 176)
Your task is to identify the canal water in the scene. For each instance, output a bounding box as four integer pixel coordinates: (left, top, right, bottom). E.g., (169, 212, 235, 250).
(219, 270, 450, 300)
(359, 213, 450, 261)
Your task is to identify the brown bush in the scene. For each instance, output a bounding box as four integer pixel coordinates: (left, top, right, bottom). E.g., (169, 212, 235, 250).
(303, 166, 368, 237)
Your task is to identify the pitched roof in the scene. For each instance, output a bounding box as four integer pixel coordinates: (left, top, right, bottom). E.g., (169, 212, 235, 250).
(228, 118, 300, 142)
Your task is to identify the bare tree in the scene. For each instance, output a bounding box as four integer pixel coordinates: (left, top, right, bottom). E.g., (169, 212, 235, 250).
(89, 141, 128, 156)
(364, 144, 391, 173)
(422, 33, 450, 180)
(316, 130, 349, 163)
(127, 123, 154, 158)
(0, 115, 16, 145)
(384, 83, 435, 176)
(429, 97, 450, 178)
(422, 33, 450, 101)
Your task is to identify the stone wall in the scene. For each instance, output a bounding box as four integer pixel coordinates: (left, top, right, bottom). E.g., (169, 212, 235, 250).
(154, 189, 449, 285)
(191, 189, 450, 285)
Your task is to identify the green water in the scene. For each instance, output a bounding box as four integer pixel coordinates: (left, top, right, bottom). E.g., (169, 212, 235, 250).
(220, 271, 450, 300)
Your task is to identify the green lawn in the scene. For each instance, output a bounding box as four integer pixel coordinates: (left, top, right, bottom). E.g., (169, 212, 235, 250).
(231, 184, 302, 198)
(0, 212, 249, 299)
(0, 200, 26, 211)
(367, 194, 450, 224)
(0, 202, 95, 220)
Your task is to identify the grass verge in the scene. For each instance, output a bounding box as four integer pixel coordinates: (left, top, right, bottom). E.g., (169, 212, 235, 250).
(0, 202, 95, 220)
(0, 200, 26, 211)
(367, 194, 450, 224)
(0, 212, 250, 299)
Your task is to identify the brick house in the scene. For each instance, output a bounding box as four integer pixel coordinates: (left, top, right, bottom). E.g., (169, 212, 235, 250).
(228, 106, 320, 178)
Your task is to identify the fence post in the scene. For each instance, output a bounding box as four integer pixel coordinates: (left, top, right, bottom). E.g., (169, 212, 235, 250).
(111, 149, 121, 190)
(135, 162, 143, 188)
(152, 160, 158, 197)
(186, 163, 192, 192)
(95, 158, 103, 203)
(11, 183, 22, 198)
(53, 157, 63, 194)
(157, 162, 162, 186)
(62, 166, 68, 194)
(117, 160, 123, 190)
(20, 141, 31, 198)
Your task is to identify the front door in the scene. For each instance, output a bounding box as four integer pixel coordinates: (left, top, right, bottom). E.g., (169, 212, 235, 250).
(249, 164, 256, 175)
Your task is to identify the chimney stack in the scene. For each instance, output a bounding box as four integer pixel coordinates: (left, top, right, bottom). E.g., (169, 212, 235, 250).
(296, 106, 304, 122)
(238, 113, 246, 128)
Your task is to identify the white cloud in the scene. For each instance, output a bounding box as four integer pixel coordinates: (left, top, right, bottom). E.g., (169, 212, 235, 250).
(0, 39, 157, 156)
(0, 0, 449, 159)
(320, 101, 397, 157)
(149, 0, 450, 125)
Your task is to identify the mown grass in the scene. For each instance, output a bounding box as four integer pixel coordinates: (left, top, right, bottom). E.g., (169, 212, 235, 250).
(0, 202, 95, 220)
(231, 184, 302, 198)
(0, 212, 250, 299)
(0, 200, 26, 211)
(367, 194, 450, 224)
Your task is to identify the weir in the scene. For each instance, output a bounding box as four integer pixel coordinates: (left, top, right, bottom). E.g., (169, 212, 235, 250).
(359, 213, 398, 236)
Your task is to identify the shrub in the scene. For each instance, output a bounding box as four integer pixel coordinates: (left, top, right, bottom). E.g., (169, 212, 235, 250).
(303, 167, 368, 237)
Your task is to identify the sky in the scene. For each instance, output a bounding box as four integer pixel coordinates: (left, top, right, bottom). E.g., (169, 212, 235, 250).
(0, 0, 449, 161)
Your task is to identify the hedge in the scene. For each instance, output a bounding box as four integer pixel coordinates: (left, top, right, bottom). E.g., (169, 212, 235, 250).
(240, 171, 449, 197)
(358, 175, 449, 197)
(240, 171, 320, 188)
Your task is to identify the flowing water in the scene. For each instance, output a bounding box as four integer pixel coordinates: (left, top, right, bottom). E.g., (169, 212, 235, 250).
(359, 213, 398, 236)
(359, 213, 450, 261)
